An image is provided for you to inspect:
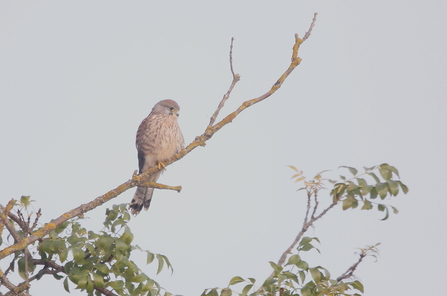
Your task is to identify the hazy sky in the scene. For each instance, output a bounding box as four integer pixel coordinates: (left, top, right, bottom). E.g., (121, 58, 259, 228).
(1, 1, 446, 295)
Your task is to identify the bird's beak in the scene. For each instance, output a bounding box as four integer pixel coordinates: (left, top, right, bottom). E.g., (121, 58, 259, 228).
(173, 110, 179, 117)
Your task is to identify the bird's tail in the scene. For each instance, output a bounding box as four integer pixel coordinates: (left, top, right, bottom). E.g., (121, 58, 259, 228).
(129, 186, 154, 215)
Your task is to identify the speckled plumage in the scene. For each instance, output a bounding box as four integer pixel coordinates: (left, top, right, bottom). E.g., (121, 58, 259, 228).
(130, 99, 184, 215)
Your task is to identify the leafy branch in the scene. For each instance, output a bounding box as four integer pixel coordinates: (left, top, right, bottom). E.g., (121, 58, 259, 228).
(208, 163, 408, 296)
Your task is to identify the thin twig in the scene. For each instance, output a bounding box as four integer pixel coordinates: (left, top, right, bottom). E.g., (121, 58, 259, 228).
(336, 253, 366, 282)
(310, 193, 319, 220)
(137, 180, 182, 192)
(303, 13, 318, 41)
(30, 209, 42, 232)
(208, 37, 241, 127)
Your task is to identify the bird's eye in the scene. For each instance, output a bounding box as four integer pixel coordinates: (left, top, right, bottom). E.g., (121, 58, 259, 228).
(170, 107, 174, 110)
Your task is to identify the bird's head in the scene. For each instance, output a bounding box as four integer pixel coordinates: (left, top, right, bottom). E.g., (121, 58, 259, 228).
(152, 99, 181, 117)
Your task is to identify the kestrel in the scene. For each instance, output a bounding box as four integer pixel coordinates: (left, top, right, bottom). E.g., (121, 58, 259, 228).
(129, 99, 184, 215)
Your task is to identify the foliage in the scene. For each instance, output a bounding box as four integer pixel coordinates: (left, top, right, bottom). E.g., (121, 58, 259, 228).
(199, 164, 408, 296)
(0, 203, 173, 296)
(0, 163, 408, 296)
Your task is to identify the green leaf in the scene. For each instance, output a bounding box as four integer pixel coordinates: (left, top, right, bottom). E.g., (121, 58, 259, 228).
(350, 280, 364, 293)
(147, 252, 155, 264)
(221, 288, 232, 296)
(380, 207, 390, 221)
(391, 206, 399, 214)
(286, 254, 301, 266)
(301, 287, 312, 296)
(282, 271, 299, 284)
(346, 181, 358, 192)
(356, 178, 371, 196)
(332, 183, 346, 200)
(131, 273, 149, 283)
(262, 277, 276, 289)
(309, 267, 322, 283)
(76, 274, 88, 289)
(379, 167, 392, 180)
(63, 277, 70, 293)
(269, 261, 283, 275)
(342, 197, 353, 210)
(387, 180, 399, 196)
(53, 221, 70, 236)
(51, 273, 64, 281)
(368, 172, 381, 183)
(20, 196, 32, 207)
(288, 165, 299, 172)
(361, 200, 373, 210)
(59, 249, 68, 262)
(318, 266, 331, 279)
(397, 181, 409, 194)
(298, 270, 306, 283)
(241, 284, 253, 296)
(229, 276, 245, 285)
(95, 263, 109, 274)
(115, 238, 128, 251)
(296, 260, 308, 270)
(387, 164, 400, 178)
(363, 165, 376, 172)
(340, 166, 358, 176)
(92, 272, 105, 288)
(86, 276, 94, 293)
(376, 183, 388, 199)
(370, 187, 378, 199)
(159, 254, 173, 273)
(106, 209, 118, 222)
(208, 288, 219, 296)
(72, 248, 85, 262)
(17, 256, 27, 280)
(156, 255, 165, 275)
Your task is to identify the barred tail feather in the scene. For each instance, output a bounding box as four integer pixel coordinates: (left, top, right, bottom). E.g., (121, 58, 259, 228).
(129, 186, 155, 215)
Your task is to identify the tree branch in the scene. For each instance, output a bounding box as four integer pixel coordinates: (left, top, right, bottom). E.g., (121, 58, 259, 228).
(0, 17, 314, 261)
(209, 37, 240, 127)
(0, 269, 30, 296)
(336, 253, 366, 282)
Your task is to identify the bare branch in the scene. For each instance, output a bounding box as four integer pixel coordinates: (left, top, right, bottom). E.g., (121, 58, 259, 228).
(208, 37, 241, 127)
(137, 181, 182, 192)
(336, 253, 366, 282)
(303, 13, 318, 41)
(30, 209, 42, 232)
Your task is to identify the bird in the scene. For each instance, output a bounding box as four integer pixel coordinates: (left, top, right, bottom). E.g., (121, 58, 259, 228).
(129, 99, 184, 215)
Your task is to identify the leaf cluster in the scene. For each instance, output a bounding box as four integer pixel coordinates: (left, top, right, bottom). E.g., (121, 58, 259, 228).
(203, 236, 365, 296)
(2, 203, 174, 296)
(200, 164, 409, 296)
(332, 164, 408, 220)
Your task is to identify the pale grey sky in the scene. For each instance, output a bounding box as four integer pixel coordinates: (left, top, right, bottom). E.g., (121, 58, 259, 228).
(1, 1, 446, 295)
